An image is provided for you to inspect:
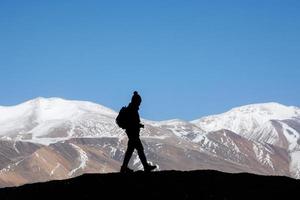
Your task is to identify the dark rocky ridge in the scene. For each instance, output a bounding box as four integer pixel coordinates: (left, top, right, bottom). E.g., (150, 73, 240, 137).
(0, 170, 298, 200)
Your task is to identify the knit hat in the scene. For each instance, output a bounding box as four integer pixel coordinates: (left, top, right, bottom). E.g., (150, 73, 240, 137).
(131, 91, 142, 104)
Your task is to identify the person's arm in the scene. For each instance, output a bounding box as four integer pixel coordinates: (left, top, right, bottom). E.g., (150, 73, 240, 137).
(137, 111, 144, 128)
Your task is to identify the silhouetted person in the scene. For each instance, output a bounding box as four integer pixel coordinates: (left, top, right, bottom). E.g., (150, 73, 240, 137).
(120, 91, 156, 173)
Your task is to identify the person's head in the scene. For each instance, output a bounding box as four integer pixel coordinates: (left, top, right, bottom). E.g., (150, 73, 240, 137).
(131, 91, 142, 107)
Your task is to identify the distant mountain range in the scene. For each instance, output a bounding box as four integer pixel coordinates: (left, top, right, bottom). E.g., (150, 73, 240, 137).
(0, 97, 299, 188)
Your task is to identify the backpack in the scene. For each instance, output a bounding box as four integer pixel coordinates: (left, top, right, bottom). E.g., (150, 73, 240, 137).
(116, 106, 128, 129)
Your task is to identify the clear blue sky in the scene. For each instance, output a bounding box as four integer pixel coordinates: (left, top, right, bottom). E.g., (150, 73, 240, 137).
(0, 0, 299, 120)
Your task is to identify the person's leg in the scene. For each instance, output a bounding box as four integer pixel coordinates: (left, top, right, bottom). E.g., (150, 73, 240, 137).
(134, 138, 148, 168)
(121, 139, 135, 170)
(134, 137, 157, 172)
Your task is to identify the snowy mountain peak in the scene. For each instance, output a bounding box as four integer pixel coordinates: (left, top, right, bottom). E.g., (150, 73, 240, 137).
(191, 102, 300, 135)
(27, 97, 116, 115)
(1, 97, 117, 122)
(229, 102, 300, 119)
(153, 119, 190, 126)
(0, 97, 118, 144)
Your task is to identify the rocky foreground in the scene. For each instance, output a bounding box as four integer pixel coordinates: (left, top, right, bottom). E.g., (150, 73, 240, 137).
(0, 170, 299, 200)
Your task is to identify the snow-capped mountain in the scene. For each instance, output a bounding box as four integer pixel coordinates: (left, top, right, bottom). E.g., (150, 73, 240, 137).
(0, 98, 299, 188)
(192, 103, 300, 149)
(0, 97, 120, 145)
(192, 102, 300, 134)
(191, 102, 300, 178)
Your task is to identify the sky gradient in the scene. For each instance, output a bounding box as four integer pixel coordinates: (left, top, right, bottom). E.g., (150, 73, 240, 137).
(0, 0, 299, 120)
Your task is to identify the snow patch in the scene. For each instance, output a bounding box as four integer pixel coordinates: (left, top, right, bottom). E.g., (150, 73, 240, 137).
(13, 142, 20, 154)
(68, 143, 88, 176)
(280, 122, 299, 150)
(50, 163, 61, 176)
(253, 143, 274, 169)
(290, 151, 300, 179)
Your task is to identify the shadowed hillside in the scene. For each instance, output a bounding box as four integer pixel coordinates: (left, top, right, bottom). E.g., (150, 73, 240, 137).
(0, 170, 298, 200)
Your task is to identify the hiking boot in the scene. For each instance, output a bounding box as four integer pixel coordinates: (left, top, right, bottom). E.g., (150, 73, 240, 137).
(120, 166, 134, 173)
(144, 164, 157, 172)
